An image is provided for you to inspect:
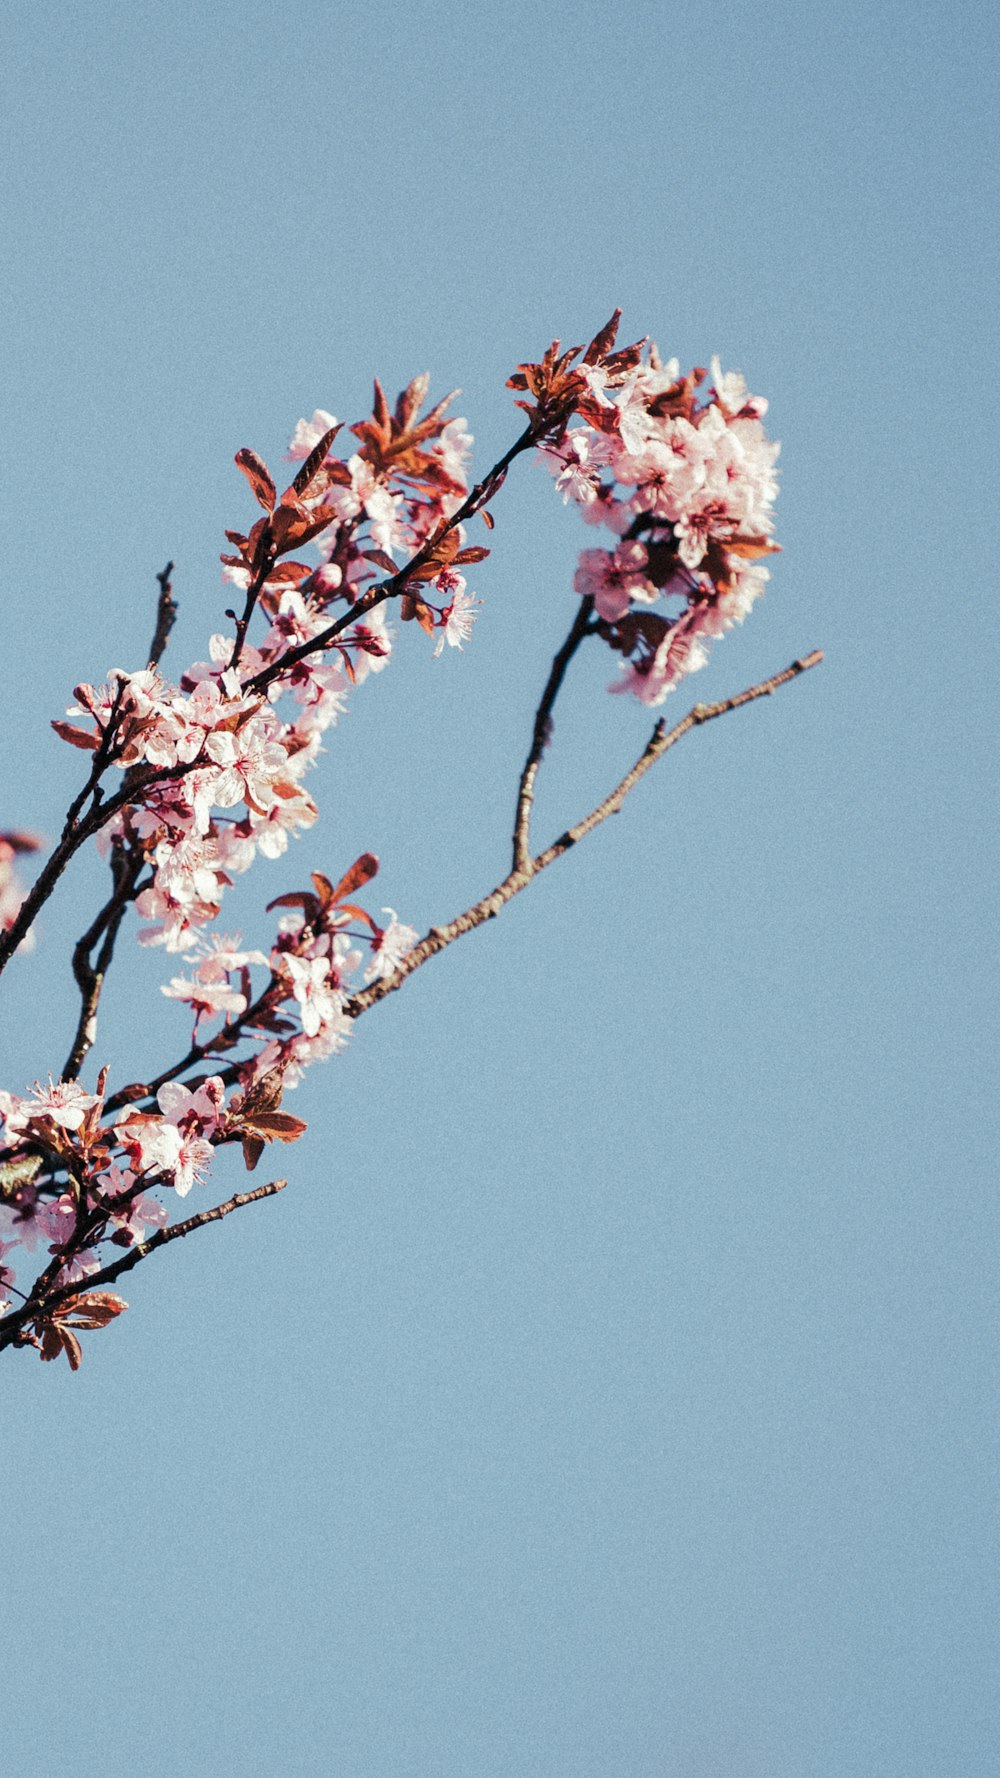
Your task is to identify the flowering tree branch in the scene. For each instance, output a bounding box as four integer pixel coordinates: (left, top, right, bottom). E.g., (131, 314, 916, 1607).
(348, 649, 824, 1019)
(0, 1179, 286, 1359)
(0, 312, 822, 1370)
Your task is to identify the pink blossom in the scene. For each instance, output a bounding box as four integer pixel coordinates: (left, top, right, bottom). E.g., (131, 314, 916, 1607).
(0, 1235, 18, 1310)
(249, 781, 319, 859)
(55, 1248, 102, 1289)
(286, 409, 338, 461)
(97, 1165, 169, 1243)
(541, 431, 600, 506)
(204, 714, 289, 812)
(0, 1182, 48, 1252)
(193, 934, 269, 983)
(0, 833, 38, 949)
(709, 356, 767, 418)
(364, 910, 418, 983)
(283, 954, 342, 1038)
(431, 417, 472, 489)
(37, 1191, 79, 1250)
(573, 542, 653, 623)
(0, 1077, 102, 1138)
(161, 974, 248, 1026)
(115, 1112, 214, 1198)
(433, 576, 480, 656)
(157, 1077, 226, 1135)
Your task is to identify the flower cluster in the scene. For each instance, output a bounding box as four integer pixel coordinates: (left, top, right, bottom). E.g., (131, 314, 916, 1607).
(0, 1070, 228, 1331)
(55, 377, 483, 955)
(537, 349, 780, 703)
(0, 853, 417, 1334)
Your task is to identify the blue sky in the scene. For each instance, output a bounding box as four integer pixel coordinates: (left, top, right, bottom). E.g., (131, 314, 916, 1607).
(2, 3, 997, 1774)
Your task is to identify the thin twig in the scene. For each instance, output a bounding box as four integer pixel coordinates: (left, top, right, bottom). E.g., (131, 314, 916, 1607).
(348, 651, 824, 1020)
(148, 562, 178, 669)
(229, 543, 278, 673)
(63, 841, 146, 1078)
(0, 1180, 287, 1351)
(512, 596, 595, 871)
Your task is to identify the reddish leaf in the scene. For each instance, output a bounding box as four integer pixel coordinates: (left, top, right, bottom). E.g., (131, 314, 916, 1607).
(310, 870, 335, 907)
(269, 500, 335, 555)
(582, 309, 622, 365)
(481, 509, 495, 530)
(727, 536, 781, 560)
(59, 1291, 128, 1329)
(361, 548, 399, 575)
(328, 900, 379, 931)
(265, 890, 314, 912)
(235, 449, 277, 512)
(40, 1323, 82, 1368)
(395, 370, 431, 428)
(372, 378, 390, 429)
(452, 546, 490, 565)
(242, 1110, 308, 1143)
(291, 425, 341, 496)
(51, 720, 99, 751)
(263, 560, 314, 585)
(327, 852, 379, 905)
(242, 1133, 265, 1172)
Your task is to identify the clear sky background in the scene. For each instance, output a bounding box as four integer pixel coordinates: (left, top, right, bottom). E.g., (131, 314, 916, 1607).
(2, 3, 996, 1775)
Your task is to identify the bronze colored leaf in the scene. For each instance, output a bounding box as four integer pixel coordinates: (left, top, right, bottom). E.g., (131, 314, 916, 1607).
(242, 1133, 265, 1172)
(291, 425, 341, 496)
(242, 1110, 308, 1143)
(327, 852, 379, 905)
(582, 309, 622, 365)
(362, 549, 399, 575)
(59, 1291, 128, 1329)
(235, 449, 277, 513)
(51, 720, 99, 751)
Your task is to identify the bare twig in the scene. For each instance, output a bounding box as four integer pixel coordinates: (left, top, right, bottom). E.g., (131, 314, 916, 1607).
(348, 651, 824, 1020)
(0, 1180, 287, 1352)
(148, 562, 178, 669)
(512, 596, 595, 871)
(228, 542, 278, 673)
(63, 841, 146, 1078)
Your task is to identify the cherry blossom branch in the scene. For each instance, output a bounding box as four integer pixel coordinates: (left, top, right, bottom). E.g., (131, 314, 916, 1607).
(512, 595, 596, 871)
(0, 426, 542, 980)
(103, 649, 824, 1115)
(347, 651, 824, 1020)
(0, 759, 192, 980)
(104, 977, 286, 1115)
(243, 423, 539, 698)
(148, 561, 178, 669)
(0, 1179, 287, 1353)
